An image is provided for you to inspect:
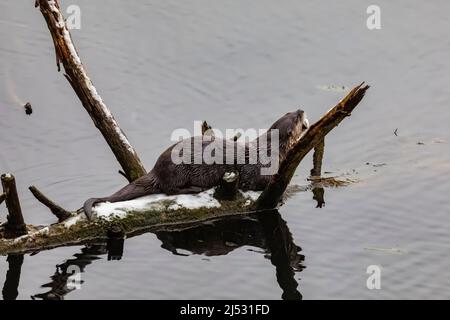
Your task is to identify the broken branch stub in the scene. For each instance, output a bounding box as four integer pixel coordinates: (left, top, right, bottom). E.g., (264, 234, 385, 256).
(36, 0, 146, 182)
(201, 121, 212, 136)
(1, 174, 27, 235)
(310, 138, 325, 177)
(214, 171, 240, 201)
(28, 186, 72, 222)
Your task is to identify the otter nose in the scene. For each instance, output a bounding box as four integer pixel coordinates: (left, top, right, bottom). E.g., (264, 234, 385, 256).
(297, 109, 309, 130)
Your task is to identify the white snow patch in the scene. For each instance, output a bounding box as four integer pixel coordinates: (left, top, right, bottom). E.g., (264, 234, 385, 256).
(94, 189, 221, 219)
(13, 234, 29, 243)
(36, 227, 50, 235)
(86, 81, 105, 105)
(12, 226, 50, 243)
(64, 214, 83, 228)
(223, 172, 237, 182)
(84, 80, 135, 154)
(48, 0, 67, 28)
(240, 190, 261, 201)
(113, 124, 135, 153)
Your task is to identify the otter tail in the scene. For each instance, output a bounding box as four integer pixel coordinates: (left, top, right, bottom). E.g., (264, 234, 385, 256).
(83, 198, 105, 221)
(83, 171, 160, 220)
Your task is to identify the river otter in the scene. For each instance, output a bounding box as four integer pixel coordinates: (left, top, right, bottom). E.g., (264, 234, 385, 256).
(83, 110, 309, 219)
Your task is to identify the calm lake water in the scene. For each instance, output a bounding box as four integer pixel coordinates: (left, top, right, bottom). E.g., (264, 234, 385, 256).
(1, 0, 449, 299)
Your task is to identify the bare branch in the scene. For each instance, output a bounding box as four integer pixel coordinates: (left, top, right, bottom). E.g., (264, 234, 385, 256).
(118, 170, 132, 183)
(36, 0, 146, 182)
(29, 186, 72, 222)
(256, 83, 369, 209)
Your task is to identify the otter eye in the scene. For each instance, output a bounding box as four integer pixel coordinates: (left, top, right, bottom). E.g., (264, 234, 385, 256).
(287, 129, 292, 136)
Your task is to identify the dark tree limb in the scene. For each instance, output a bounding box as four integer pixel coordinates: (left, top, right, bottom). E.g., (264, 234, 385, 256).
(118, 170, 132, 183)
(36, 0, 146, 182)
(256, 83, 369, 209)
(312, 187, 325, 208)
(1, 174, 27, 236)
(28, 186, 72, 222)
(0, 193, 5, 205)
(310, 138, 325, 177)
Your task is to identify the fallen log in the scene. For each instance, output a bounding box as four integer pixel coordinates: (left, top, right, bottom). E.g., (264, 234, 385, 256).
(36, 0, 146, 182)
(0, 83, 368, 255)
(0, 1, 369, 255)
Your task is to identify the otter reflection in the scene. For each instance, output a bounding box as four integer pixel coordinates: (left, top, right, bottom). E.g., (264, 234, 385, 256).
(156, 210, 305, 299)
(26, 209, 303, 300)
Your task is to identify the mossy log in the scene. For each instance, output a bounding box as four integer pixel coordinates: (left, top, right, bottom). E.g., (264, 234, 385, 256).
(0, 1, 369, 255)
(0, 83, 368, 255)
(0, 193, 257, 255)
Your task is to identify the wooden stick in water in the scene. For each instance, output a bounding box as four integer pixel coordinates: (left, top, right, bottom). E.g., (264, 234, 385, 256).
(1, 174, 27, 235)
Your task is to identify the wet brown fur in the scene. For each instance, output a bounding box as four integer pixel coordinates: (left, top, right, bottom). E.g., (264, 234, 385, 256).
(83, 110, 308, 219)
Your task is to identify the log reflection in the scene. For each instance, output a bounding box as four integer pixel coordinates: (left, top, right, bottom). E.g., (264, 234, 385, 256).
(29, 210, 304, 300)
(2, 254, 24, 300)
(156, 209, 305, 300)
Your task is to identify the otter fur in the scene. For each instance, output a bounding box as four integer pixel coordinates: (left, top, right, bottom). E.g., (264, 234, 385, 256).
(83, 110, 309, 219)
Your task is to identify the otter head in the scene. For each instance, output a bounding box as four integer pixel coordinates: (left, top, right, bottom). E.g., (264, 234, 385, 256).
(268, 109, 309, 151)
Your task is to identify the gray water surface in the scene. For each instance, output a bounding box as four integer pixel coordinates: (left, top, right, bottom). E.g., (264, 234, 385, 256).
(1, 0, 449, 299)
